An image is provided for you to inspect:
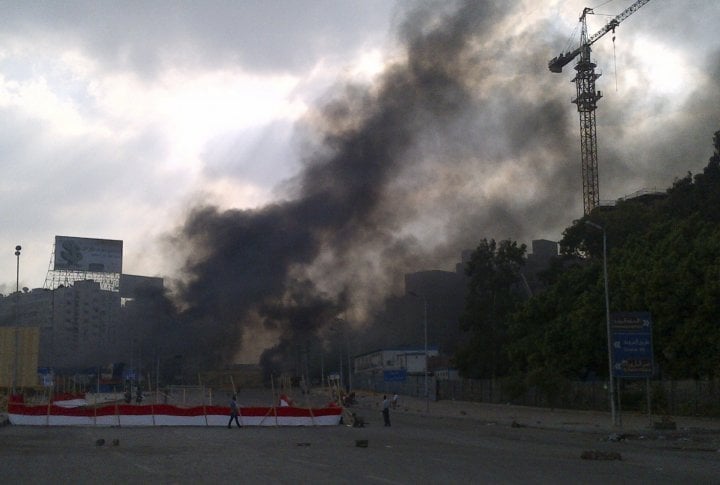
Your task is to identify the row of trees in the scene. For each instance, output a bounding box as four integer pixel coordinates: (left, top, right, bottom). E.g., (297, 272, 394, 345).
(457, 131, 720, 386)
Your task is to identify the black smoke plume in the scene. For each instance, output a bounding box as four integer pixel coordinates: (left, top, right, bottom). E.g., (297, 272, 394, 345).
(158, 0, 580, 376)
(155, 1, 720, 376)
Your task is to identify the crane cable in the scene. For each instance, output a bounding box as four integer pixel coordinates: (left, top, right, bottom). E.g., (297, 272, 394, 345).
(612, 28, 618, 92)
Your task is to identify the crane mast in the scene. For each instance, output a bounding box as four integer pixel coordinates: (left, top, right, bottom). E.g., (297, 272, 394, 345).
(549, 0, 652, 215)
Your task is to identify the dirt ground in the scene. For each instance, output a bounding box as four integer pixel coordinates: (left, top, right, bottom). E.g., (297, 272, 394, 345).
(2, 388, 720, 484)
(4, 386, 720, 437)
(353, 390, 720, 446)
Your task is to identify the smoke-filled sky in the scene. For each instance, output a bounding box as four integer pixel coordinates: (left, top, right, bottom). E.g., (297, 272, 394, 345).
(2, 1, 719, 358)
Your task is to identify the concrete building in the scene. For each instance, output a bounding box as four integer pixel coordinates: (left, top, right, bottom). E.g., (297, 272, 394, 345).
(354, 346, 440, 377)
(521, 239, 559, 296)
(0, 275, 162, 371)
(50, 280, 121, 368)
(352, 346, 440, 398)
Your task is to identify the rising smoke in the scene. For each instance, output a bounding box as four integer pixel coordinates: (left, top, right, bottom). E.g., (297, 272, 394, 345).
(151, 0, 581, 375)
(149, 0, 720, 377)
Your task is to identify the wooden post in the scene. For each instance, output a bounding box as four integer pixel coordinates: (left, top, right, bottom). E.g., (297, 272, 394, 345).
(199, 374, 208, 427)
(308, 405, 316, 427)
(258, 406, 274, 426)
(616, 378, 623, 428)
(156, 355, 160, 404)
(229, 375, 243, 425)
(646, 377, 652, 427)
(116, 396, 121, 427)
(271, 375, 278, 427)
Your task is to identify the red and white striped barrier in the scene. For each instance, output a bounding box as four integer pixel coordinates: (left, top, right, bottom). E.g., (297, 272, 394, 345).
(7, 395, 343, 427)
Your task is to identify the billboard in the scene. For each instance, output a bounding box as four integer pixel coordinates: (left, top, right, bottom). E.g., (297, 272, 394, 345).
(54, 236, 123, 273)
(610, 312, 654, 378)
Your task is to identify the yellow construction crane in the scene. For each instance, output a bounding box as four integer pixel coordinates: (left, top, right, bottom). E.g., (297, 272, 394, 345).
(549, 0, 652, 215)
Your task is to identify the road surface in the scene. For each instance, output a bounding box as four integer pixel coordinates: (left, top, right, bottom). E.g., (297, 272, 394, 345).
(2, 397, 719, 484)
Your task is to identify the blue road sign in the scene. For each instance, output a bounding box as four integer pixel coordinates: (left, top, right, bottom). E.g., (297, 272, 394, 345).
(610, 312, 654, 378)
(383, 369, 407, 382)
(38, 367, 54, 387)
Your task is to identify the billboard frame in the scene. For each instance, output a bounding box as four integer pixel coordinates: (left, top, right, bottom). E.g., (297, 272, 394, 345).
(53, 236, 123, 274)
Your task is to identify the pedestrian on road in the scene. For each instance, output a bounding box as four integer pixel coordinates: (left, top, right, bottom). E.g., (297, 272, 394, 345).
(382, 395, 391, 427)
(228, 395, 242, 428)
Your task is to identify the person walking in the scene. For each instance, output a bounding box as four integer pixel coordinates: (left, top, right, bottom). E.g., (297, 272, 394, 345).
(382, 395, 391, 427)
(228, 395, 242, 428)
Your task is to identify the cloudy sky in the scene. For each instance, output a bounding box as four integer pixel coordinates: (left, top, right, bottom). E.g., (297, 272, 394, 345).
(2, 0, 718, 296)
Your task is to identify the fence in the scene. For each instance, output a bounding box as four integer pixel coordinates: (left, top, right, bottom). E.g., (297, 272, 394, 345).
(435, 378, 720, 417)
(355, 373, 437, 401)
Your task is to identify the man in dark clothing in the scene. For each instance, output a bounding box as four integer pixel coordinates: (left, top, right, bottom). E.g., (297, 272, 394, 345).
(382, 395, 391, 427)
(228, 395, 242, 428)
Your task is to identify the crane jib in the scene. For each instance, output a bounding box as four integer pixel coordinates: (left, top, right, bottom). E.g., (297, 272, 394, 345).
(548, 0, 652, 74)
(547, 0, 653, 216)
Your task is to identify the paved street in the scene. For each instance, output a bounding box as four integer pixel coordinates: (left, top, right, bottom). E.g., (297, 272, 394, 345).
(2, 393, 720, 484)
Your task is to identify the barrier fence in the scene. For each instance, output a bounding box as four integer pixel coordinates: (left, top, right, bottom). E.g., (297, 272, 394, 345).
(354, 372, 720, 417)
(435, 378, 720, 417)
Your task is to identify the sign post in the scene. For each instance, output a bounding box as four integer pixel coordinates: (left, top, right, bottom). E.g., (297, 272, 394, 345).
(610, 312, 655, 424)
(610, 312, 654, 378)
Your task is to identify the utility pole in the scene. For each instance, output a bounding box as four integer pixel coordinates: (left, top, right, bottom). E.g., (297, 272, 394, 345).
(409, 291, 430, 413)
(586, 221, 618, 427)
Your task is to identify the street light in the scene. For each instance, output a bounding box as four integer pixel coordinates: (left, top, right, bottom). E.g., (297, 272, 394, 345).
(13, 245, 21, 393)
(333, 318, 352, 392)
(408, 291, 429, 413)
(15, 245, 21, 292)
(585, 220, 618, 427)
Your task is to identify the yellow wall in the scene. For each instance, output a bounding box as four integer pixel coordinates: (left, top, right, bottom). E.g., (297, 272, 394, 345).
(0, 327, 39, 388)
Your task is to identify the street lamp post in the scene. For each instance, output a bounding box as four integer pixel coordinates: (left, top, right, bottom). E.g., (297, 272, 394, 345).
(585, 221, 617, 427)
(15, 245, 21, 293)
(338, 344, 343, 390)
(409, 291, 429, 413)
(334, 318, 352, 392)
(345, 329, 352, 391)
(13, 245, 21, 393)
(320, 351, 324, 389)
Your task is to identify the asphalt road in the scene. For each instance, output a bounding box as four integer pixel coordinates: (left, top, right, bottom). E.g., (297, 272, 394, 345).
(2, 407, 719, 484)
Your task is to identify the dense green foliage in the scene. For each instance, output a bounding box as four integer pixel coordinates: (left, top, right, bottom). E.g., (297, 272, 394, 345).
(458, 131, 720, 382)
(455, 238, 527, 378)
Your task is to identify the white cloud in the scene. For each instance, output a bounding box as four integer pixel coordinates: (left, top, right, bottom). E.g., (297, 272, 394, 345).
(0, 2, 401, 290)
(0, 0, 718, 293)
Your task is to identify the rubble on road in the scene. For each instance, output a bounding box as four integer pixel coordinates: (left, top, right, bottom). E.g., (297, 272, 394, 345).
(581, 450, 622, 460)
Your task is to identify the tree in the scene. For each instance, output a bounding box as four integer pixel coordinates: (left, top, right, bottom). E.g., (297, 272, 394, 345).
(456, 131, 720, 383)
(455, 239, 526, 378)
(506, 259, 607, 381)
